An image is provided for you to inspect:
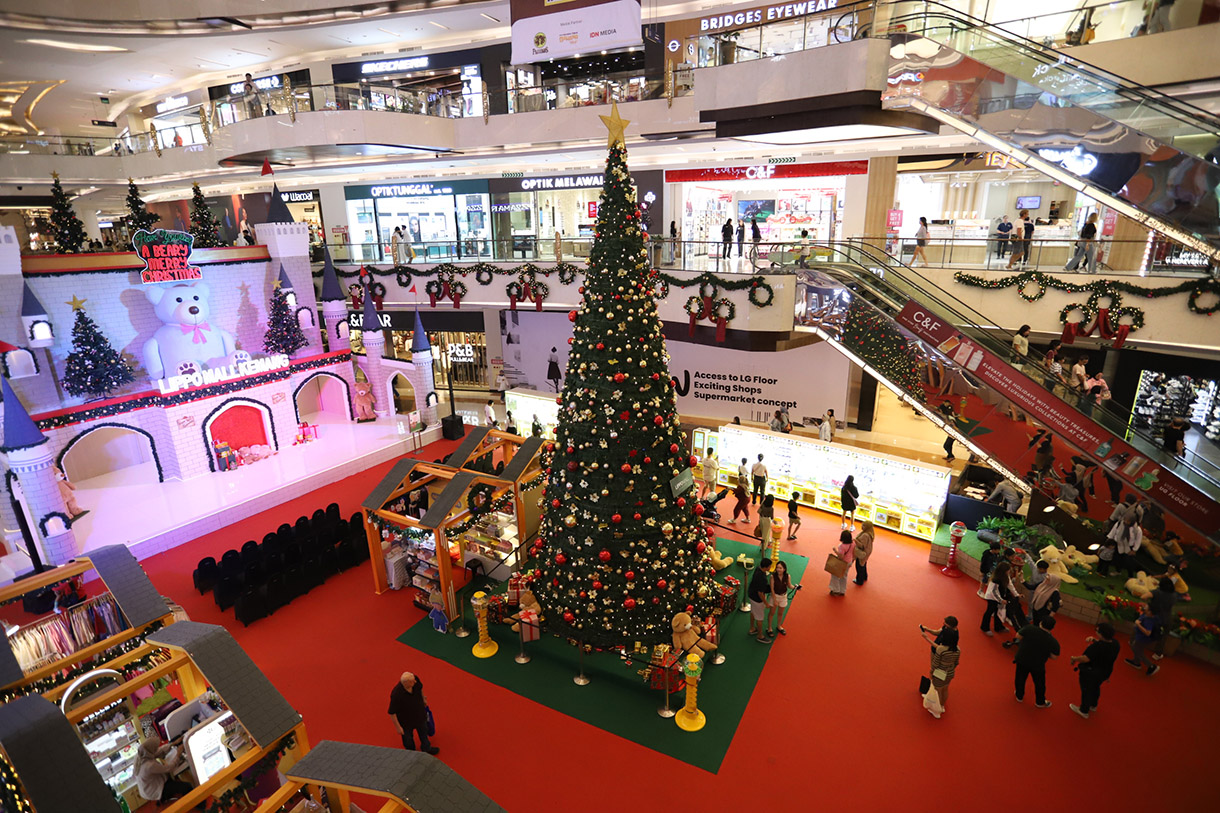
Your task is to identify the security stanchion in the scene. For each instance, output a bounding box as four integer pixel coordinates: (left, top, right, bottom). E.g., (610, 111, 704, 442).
(453, 592, 470, 638)
(658, 657, 676, 718)
(515, 621, 530, 665)
(573, 643, 590, 686)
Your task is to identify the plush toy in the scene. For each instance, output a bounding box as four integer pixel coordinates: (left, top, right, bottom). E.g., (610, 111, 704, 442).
(708, 548, 733, 571)
(1143, 535, 1184, 566)
(1125, 571, 1159, 600)
(142, 281, 246, 380)
(671, 611, 717, 659)
(54, 467, 84, 518)
(1038, 544, 1080, 584)
(509, 590, 543, 634)
(236, 444, 275, 465)
(353, 381, 377, 421)
(1061, 545, 1099, 571)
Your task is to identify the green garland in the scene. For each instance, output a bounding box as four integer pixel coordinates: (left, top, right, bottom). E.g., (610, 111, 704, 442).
(954, 270, 1220, 334)
(322, 263, 776, 327)
(0, 621, 165, 705)
(201, 734, 295, 813)
(466, 482, 495, 515)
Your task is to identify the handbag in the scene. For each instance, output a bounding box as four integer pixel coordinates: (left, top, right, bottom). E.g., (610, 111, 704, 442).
(425, 705, 435, 737)
(919, 675, 931, 695)
(824, 553, 849, 578)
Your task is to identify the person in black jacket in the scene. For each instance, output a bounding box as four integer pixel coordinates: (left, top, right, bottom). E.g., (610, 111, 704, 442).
(1070, 622, 1121, 718)
(1013, 616, 1060, 707)
(736, 220, 745, 256)
(840, 474, 859, 531)
(388, 672, 437, 754)
(721, 219, 734, 259)
(979, 539, 1005, 580)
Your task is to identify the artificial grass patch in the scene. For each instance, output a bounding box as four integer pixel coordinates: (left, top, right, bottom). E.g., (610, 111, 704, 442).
(397, 537, 807, 773)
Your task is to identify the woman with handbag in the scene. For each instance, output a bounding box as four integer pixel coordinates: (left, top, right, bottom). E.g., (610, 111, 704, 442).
(756, 494, 775, 557)
(919, 622, 960, 719)
(829, 530, 854, 596)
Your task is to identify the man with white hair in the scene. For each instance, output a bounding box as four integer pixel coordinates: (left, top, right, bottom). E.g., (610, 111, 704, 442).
(388, 671, 438, 754)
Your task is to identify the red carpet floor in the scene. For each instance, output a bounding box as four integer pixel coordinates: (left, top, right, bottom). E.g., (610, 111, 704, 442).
(134, 438, 1219, 812)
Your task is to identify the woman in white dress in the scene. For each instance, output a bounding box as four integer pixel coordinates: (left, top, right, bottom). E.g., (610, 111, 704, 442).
(819, 408, 835, 442)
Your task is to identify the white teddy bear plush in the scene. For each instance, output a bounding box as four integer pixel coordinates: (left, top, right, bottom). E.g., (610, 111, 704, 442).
(1038, 544, 1080, 584)
(1125, 571, 1159, 600)
(1061, 545, 1099, 571)
(143, 281, 246, 380)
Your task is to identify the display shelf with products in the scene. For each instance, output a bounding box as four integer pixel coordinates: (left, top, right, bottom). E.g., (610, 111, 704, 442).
(1130, 371, 1213, 440)
(696, 425, 950, 541)
(77, 697, 142, 800)
(462, 508, 522, 581)
(505, 387, 561, 439)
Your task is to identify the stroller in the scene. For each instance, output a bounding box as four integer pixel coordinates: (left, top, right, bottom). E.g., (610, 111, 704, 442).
(699, 488, 729, 523)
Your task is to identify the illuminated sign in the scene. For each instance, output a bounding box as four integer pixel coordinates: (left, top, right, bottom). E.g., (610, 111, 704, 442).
(133, 229, 203, 285)
(1036, 146, 1098, 177)
(668, 39, 680, 52)
(371, 183, 453, 197)
(700, 1, 839, 32)
(520, 174, 602, 191)
(587, 201, 598, 218)
(361, 56, 430, 75)
(450, 343, 476, 363)
(157, 354, 291, 394)
(155, 95, 189, 114)
(185, 713, 234, 785)
(280, 190, 316, 203)
(228, 75, 281, 95)
(492, 202, 532, 213)
(984, 151, 1024, 169)
(886, 70, 924, 85)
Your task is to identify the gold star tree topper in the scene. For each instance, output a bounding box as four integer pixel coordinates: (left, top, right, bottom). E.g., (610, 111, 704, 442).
(66, 295, 87, 311)
(599, 102, 630, 148)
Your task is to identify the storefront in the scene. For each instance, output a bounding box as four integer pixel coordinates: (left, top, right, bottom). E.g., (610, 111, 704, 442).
(508, 47, 652, 112)
(331, 48, 490, 118)
(488, 169, 664, 258)
(344, 179, 491, 264)
(137, 89, 209, 149)
(349, 307, 491, 392)
(278, 188, 325, 250)
(663, 1, 854, 72)
(207, 68, 312, 125)
(666, 160, 865, 257)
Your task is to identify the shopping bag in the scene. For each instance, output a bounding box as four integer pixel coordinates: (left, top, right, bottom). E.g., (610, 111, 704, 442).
(919, 675, 931, 696)
(425, 706, 436, 737)
(824, 553, 849, 578)
(922, 686, 943, 717)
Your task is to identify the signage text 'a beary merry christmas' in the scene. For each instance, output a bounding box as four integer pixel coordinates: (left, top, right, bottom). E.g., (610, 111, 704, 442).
(133, 229, 204, 284)
(157, 354, 291, 394)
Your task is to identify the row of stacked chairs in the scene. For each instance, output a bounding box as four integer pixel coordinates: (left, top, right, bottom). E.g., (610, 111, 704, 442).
(191, 503, 371, 626)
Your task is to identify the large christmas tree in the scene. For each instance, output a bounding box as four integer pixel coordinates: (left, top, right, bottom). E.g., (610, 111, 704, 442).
(533, 105, 718, 648)
(122, 178, 160, 234)
(263, 287, 307, 356)
(63, 306, 135, 397)
(841, 299, 925, 400)
(188, 182, 223, 247)
(48, 172, 87, 253)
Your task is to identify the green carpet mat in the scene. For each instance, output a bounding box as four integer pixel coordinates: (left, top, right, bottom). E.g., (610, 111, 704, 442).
(397, 537, 808, 773)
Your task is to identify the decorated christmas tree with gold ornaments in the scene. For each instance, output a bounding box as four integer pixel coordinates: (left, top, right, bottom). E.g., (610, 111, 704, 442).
(531, 105, 719, 648)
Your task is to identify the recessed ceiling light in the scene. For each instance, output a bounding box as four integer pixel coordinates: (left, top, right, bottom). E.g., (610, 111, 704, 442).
(23, 39, 129, 53)
(377, 27, 399, 36)
(479, 13, 501, 22)
(429, 21, 449, 30)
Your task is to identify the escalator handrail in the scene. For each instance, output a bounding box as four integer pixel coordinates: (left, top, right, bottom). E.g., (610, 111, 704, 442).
(866, 1, 1220, 139)
(802, 240, 1220, 493)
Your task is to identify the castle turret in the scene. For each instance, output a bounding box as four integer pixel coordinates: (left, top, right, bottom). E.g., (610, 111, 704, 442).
(317, 246, 348, 352)
(410, 310, 439, 427)
(255, 185, 322, 355)
(1, 375, 78, 565)
(358, 284, 387, 418)
(21, 283, 53, 348)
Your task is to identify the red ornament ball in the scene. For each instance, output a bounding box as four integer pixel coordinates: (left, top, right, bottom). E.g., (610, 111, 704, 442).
(653, 415, 664, 425)
(614, 372, 626, 383)
(676, 497, 686, 507)
(651, 372, 660, 380)
(669, 443, 679, 453)
(643, 456, 651, 464)
(633, 512, 642, 521)
(624, 597, 636, 609)
(596, 342, 605, 350)
(611, 513, 623, 524)
(621, 463, 632, 473)
(563, 611, 575, 622)
(551, 498, 561, 508)
(625, 570, 635, 580)
(567, 460, 578, 471)
(694, 503, 705, 516)
(657, 579, 667, 589)
(599, 550, 611, 562)
(697, 541, 707, 553)
(555, 396, 562, 405)
(567, 310, 578, 322)
(688, 455, 699, 466)
(592, 580, 602, 590)
(555, 553, 567, 565)
(652, 597, 661, 604)
(566, 445, 575, 454)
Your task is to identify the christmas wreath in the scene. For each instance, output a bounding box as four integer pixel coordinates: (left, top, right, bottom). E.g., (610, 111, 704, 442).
(474, 266, 495, 286)
(506, 281, 523, 300)
(653, 278, 670, 300)
(556, 263, 578, 285)
(530, 281, 550, 301)
(1188, 282, 1220, 316)
(424, 279, 445, 298)
(698, 278, 719, 300)
(466, 482, 495, 515)
(748, 280, 774, 308)
(368, 281, 387, 298)
(395, 269, 412, 288)
(684, 296, 706, 319)
(712, 297, 736, 322)
(1018, 278, 1046, 302)
(449, 280, 468, 299)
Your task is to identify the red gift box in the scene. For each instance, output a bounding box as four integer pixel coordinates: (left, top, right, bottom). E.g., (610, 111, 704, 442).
(486, 594, 507, 623)
(649, 653, 681, 692)
(506, 573, 526, 605)
(715, 581, 738, 614)
(702, 616, 719, 645)
(518, 609, 541, 642)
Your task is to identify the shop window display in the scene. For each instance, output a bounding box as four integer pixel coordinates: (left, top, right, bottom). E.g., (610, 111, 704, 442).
(1131, 371, 1217, 446)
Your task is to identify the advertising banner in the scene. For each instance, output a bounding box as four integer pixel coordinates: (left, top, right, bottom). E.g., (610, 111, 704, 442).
(510, 0, 642, 64)
(895, 300, 1219, 535)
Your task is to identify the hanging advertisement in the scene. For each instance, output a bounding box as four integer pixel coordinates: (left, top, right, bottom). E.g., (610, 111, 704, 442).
(510, 0, 642, 64)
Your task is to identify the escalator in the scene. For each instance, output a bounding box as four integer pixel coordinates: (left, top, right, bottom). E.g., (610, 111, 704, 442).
(871, 1, 1220, 262)
(796, 240, 1220, 540)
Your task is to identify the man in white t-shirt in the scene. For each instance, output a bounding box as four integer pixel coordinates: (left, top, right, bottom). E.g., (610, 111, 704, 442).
(484, 400, 496, 427)
(700, 448, 719, 498)
(750, 454, 768, 505)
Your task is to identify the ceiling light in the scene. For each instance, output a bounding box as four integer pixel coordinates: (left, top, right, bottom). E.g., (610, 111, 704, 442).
(377, 27, 399, 36)
(429, 21, 449, 30)
(23, 39, 129, 53)
(480, 13, 501, 22)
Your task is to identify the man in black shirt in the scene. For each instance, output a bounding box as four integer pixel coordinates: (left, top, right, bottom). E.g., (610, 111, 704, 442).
(1162, 416, 1187, 459)
(1013, 616, 1060, 707)
(388, 671, 438, 754)
(748, 558, 773, 643)
(1069, 622, 1121, 719)
(979, 539, 1005, 581)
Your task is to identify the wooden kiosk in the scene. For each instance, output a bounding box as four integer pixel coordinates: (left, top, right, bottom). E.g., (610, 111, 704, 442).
(362, 426, 546, 619)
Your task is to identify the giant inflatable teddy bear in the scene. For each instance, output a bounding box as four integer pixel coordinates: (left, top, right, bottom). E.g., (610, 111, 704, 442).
(143, 281, 247, 380)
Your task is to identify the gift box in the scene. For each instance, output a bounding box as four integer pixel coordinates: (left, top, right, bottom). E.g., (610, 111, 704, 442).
(649, 652, 681, 692)
(715, 581, 738, 614)
(486, 594, 507, 623)
(518, 609, 541, 642)
(702, 615, 719, 645)
(506, 573, 527, 605)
